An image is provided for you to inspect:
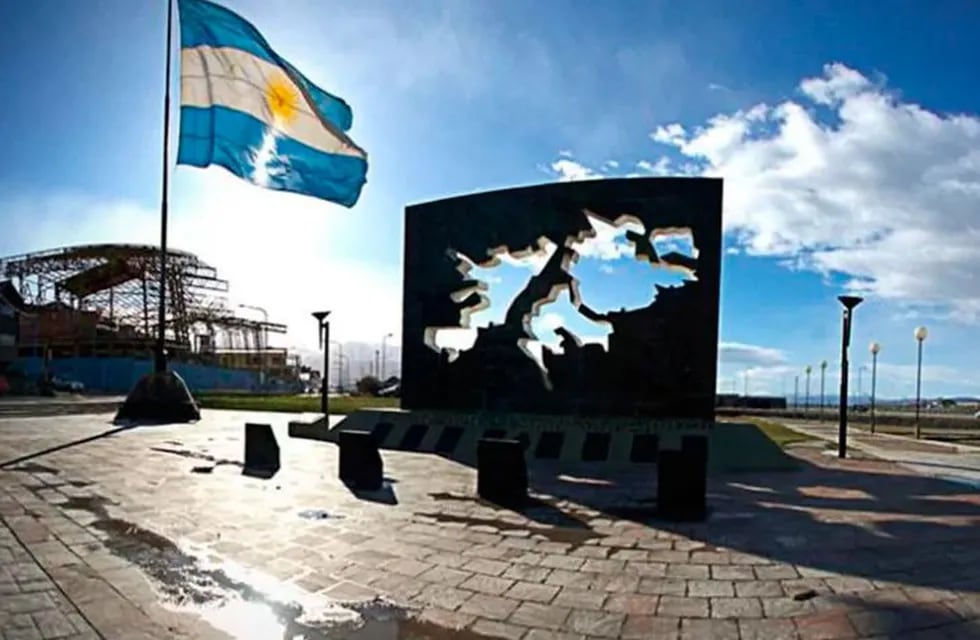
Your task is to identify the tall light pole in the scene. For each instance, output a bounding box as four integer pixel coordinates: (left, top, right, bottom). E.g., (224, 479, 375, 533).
(239, 303, 268, 389)
(794, 375, 799, 409)
(869, 342, 880, 433)
(819, 360, 827, 421)
(374, 349, 381, 379)
(914, 326, 928, 439)
(804, 365, 812, 416)
(837, 295, 863, 458)
(312, 311, 330, 415)
(743, 369, 749, 396)
(380, 332, 394, 380)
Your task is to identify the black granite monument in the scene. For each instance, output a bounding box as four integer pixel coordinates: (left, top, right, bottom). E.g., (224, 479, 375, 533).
(401, 178, 723, 419)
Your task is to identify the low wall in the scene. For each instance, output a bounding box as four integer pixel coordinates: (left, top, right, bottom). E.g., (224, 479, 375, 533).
(12, 356, 259, 394)
(715, 407, 979, 431)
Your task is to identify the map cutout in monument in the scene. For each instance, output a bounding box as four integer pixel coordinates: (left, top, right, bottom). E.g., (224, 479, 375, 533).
(401, 178, 722, 419)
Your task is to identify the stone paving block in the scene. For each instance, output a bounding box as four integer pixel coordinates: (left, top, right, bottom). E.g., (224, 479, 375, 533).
(824, 576, 875, 594)
(523, 630, 586, 640)
(623, 561, 667, 578)
(459, 593, 521, 621)
(608, 549, 647, 562)
(620, 614, 680, 639)
(502, 563, 552, 583)
(509, 601, 571, 630)
(794, 611, 858, 639)
(579, 559, 625, 575)
(411, 606, 477, 631)
(30, 610, 76, 639)
(566, 609, 624, 638)
(504, 580, 560, 603)
(553, 588, 607, 611)
(545, 569, 594, 590)
(595, 573, 640, 594)
(637, 577, 686, 596)
(688, 580, 735, 597)
(735, 580, 784, 598)
(540, 555, 585, 571)
(463, 558, 511, 577)
(321, 580, 377, 601)
(666, 563, 709, 579)
(460, 574, 515, 596)
(649, 550, 689, 563)
(755, 564, 800, 580)
(690, 551, 730, 565)
(1, 593, 56, 615)
(709, 596, 763, 619)
(602, 593, 659, 615)
(711, 565, 755, 581)
(658, 595, 709, 618)
(417, 565, 472, 587)
(569, 546, 610, 560)
(761, 597, 815, 618)
(3, 626, 44, 640)
(680, 618, 739, 640)
(738, 618, 798, 640)
(470, 618, 528, 640)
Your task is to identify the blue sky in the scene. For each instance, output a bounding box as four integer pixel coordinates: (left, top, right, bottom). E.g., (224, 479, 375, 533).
(2, 0, 980, 398)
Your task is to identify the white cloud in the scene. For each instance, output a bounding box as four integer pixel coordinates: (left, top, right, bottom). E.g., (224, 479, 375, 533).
(603, 160, 620, 169)
(719, 342, 788, 367)
(550, 159, 602, 182)
(599, 264, 615, 275)
(636, 158, 672, 175)
(647, 62, 980, 322)
(650, 123, 686, 146)
(571, 214, 643, 261)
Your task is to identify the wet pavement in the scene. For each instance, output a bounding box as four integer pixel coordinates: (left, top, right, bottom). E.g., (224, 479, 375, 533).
(1, 410, 979, 639)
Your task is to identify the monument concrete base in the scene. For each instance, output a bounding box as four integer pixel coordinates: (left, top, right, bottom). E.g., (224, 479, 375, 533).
(287, 408, 800, 473)
(114, 370, 200, 424)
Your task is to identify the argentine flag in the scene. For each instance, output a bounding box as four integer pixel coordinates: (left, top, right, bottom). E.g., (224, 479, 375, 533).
(176, 0, 367, 207)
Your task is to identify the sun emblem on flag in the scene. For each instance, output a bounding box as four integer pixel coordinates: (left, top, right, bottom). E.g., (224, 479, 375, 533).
(265, 73, 300, 126)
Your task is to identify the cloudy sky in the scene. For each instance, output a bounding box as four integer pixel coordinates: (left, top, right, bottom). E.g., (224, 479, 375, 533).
(1, 0, 979, 398)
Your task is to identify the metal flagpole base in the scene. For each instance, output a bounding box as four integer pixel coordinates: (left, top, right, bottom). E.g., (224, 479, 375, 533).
(114, 370, 201, 424)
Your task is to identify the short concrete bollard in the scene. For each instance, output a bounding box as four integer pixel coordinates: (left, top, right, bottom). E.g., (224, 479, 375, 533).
(339, 430, 383, 491)
(244, 423, 280, 476)
(477, 437, 527, 508)
(656, 434, 708, 521)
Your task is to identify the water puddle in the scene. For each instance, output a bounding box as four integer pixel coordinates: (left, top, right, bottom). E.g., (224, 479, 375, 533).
(10, 462, 61, 474)
(54, 491, 416, 638)
(298, 509, 346, 522)
(416, 511, 602, 549)
(149, 446, 243, 471)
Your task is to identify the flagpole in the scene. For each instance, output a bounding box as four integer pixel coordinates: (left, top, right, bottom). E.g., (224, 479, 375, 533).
(155, 0, 175, 374)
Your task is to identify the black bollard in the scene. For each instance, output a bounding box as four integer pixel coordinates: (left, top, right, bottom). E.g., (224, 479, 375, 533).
(656, 434, 708, 521)
(339, 430, 383, 491)
(477, 438, 527, 508)
(244, 423, 280, 477)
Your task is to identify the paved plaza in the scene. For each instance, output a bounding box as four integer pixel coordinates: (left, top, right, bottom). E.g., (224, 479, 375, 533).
(1, 410, 979, 639)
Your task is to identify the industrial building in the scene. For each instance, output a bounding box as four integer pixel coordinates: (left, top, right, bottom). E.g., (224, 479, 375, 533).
(0, 243, 303, 394)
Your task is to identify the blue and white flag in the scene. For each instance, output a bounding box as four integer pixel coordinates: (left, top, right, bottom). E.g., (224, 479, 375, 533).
(176, 0, 367, 207)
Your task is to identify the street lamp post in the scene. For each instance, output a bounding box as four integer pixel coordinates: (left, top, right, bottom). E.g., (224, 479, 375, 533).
(914, 326, 928, 439)
(794, 375, 799, 410)
(380, 332, 394, 381)
(837, 295, 863, 458)
(819, 360, 827, 421)
(804, 365, 812, 417)
(869, 342, 880, 434)
(312, 311, 331, 415)
(374, 349, 380, 379)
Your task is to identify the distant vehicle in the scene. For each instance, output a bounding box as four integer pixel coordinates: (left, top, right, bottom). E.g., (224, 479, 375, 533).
(378, 381, 401, 397)
(50, 377, 85, 393)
